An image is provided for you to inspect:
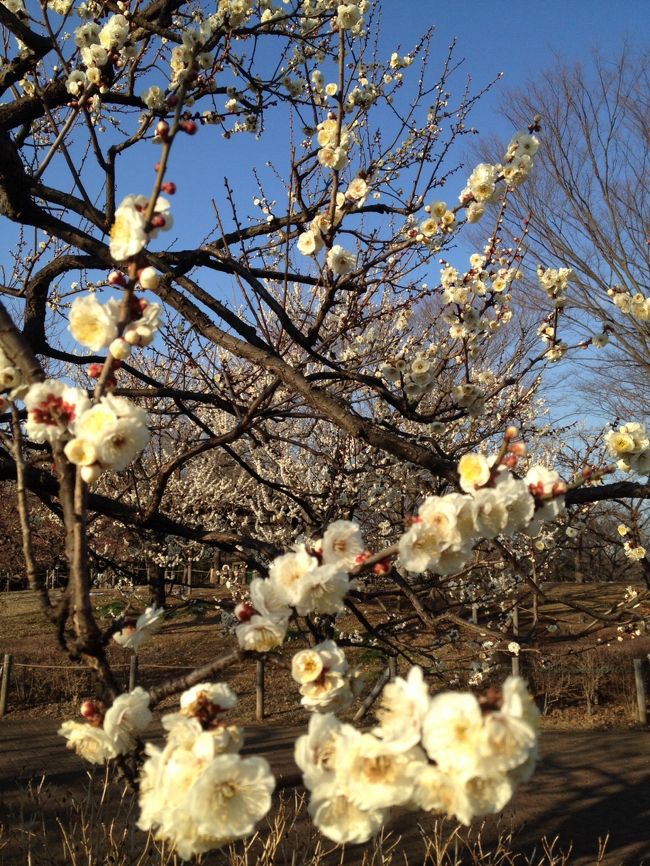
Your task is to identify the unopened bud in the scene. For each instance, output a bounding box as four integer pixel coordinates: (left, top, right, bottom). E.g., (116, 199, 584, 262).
(552, 481, 567, 496)
(138, 266, 160, 290)
(180, 119, 197, 135)
(156, 120, 170, 138)
(372, 560, 391, 575)
(87, 363, 103, 379)
(501, 453, 518, 469)
(109, 338, 132, 360)
(80, 698, 105, 727)
(510, 441, 527, 457)
(81, 464, 104, 485)
(505, 425, 518, 440)
(150, 214, 166, 228)
(161, 181, 176, 195)
(108, 270, 126, 286)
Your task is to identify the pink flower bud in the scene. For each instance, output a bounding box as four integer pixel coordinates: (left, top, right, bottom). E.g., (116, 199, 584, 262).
(161, 181, 176, 194)
(108, 270, 126, 286)
(235, 602, 255, 622)
(87, 363, 103, 379)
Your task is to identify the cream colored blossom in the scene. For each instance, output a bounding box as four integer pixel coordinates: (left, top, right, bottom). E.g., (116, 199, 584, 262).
(458, 453, 491, 492)
(58, 721, 116, 764)
(110, 196, 148, 260)
(236, 614, 286, 652)
(297, 230, 324, 256)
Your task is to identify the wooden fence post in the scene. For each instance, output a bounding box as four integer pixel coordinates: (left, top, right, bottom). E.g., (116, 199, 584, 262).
(129, 654, 139, 691)
(0, 653, 12, 718)
(511, 605, 520, 677)
(256, 658, 265, 721)
(353, 667, 391, 722)
(633, 658, 647, 725)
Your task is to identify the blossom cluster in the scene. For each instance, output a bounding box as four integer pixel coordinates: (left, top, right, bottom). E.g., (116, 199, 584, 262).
(291, 640, 362, 711)
(69, 292, 162, 357)
(460, 130, 539, 223)
(138, 682, 275, 860)
(297, 180, 366, 268)
(605, 422, 650, 475)
(608, 286, 650, 322)
(623, 540, 647, 561)
(537, 265, 573, 309)
(59, 687, 152, 763)
(234, 520, 362, 652)
(417, 200, 456, 244)
(67, 14, 133, 96)
(295, 669, 539, 843)
(398, 453, 566, 575)
(24, 381, 149, 481)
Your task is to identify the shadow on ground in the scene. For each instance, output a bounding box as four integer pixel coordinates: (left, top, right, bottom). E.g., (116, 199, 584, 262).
(1, 721, 648, 865)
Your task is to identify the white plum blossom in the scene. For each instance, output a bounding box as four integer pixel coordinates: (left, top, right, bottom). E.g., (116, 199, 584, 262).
(373, 666, 430, 752)
(292, 640, 354, 712)
(25, 381, 90, 444)
(113, 606, 164, 651)
(236, 614, 287, 652)
(605, 422, 650, 474)
(58, 720, 116, 764)
(458, 453, 491, 493)
(320, 520, 363, 569)
(103, 687, 152, 753)
(110, 196, 148, 260)
(68, 394, 150, 473)
(326, 245, 356, 275)
(297, 229, 324, 256)
(68, 295, 120, 352)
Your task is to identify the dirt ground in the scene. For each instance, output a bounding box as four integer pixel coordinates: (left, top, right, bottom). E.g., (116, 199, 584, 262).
(0, 719, 649, 865)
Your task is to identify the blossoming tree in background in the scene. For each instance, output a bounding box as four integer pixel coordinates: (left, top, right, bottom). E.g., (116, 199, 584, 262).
(0, 0, 649, 858)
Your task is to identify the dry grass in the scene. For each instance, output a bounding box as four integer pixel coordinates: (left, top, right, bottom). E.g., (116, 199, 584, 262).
(0, 776, 612, 866)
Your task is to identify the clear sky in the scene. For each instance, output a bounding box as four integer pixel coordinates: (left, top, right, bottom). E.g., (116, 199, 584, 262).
(119, 0, 650, 253)
(378, 0, 649, 137)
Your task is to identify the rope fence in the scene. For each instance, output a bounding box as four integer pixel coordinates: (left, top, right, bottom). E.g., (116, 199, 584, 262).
(0, 653, 647, 724)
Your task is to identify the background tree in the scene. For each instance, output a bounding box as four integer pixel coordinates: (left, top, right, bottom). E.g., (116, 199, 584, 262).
(491, 47, 650, 417)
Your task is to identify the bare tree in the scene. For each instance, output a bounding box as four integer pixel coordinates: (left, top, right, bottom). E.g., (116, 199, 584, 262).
(493, 47, 650, 416)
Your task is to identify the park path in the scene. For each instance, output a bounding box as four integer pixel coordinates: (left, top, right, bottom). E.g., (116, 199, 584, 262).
(1, 719, 649, 865)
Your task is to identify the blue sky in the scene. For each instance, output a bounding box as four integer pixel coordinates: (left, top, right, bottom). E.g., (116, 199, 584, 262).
(115, 0, 650, 256)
